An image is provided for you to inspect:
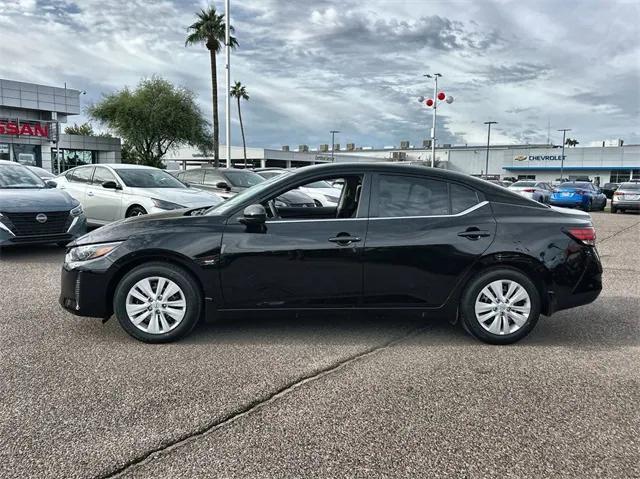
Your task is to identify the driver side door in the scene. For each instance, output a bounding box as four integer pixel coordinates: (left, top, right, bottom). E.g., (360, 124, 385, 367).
(218, 173, 369, 309)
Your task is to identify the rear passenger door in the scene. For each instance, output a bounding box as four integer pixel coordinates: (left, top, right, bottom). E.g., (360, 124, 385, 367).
(60, 166, 94, 206)
(362, 174, 496, 308)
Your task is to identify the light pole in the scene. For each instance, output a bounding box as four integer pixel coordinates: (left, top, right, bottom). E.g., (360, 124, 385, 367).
(558, 128, 571, 181)
(483, 121, 497, 178)
(330, 130, 340, 162)
(424, 73, 441, 167)
(224, 0, 231, 168)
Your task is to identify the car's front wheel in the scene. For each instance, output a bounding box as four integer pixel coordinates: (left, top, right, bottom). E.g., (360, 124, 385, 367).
(126, 205, 147, 217)
(113, 262, 202, 343)
(461, 268, 541, 345)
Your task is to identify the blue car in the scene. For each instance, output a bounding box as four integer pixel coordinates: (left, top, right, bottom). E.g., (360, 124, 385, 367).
(0, 160, 87, 247)
(549, 181, 607, 211)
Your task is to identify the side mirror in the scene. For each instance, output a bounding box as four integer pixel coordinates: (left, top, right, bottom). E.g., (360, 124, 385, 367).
(239, 204, 266, 225)
(102, 180, 120, 190)
(45, 180, 57, 188)
(216, 181, 231, 191)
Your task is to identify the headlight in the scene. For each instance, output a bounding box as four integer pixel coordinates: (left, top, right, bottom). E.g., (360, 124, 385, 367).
(65, 241, 122, 266)
(152, 198, 185, 210)
(70, 204, 83, 217)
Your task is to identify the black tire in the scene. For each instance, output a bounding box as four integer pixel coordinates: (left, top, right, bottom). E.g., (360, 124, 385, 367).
(113, 262, 202, 343)
(600, 198, 607, 211)
(460, 268, 541, 345)
(611, 206, 617, 214)
(584, 199, 593, 212)
(126, 205, 147, 218)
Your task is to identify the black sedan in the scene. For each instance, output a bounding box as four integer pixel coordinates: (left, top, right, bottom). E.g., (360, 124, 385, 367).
(60, 163, 602, 345)
(0, 160, 87, 247)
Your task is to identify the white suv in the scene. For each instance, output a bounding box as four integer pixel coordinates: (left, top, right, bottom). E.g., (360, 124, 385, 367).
(56, 164, 222, 226)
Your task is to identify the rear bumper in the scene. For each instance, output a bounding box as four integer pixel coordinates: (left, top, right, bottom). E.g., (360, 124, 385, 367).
(550, 198, 586, 208)
(612, 201, 640, 210)
(548, 246, 602, 314)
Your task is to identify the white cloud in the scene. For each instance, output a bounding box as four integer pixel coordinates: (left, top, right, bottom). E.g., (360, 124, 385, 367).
(0, 0, 638, 148)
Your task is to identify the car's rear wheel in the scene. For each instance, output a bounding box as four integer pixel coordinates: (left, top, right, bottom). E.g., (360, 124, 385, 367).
(126, 205, 147, 217)
(584, 199, 593, 212)
(461, 268, 541, 345)
(113, 262, 202, 343)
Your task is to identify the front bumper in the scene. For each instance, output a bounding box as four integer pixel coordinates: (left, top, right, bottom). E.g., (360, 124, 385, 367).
(59, 261, 114, 319)
(0, 215, 87, 247)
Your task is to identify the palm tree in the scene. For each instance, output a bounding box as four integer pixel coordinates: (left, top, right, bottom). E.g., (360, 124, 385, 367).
(185, 6, 237, 167)
(231, 81, 249, 166)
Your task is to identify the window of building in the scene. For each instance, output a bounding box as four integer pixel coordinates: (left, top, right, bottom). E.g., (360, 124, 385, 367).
(610, 170, 640, 183)
(517, 174, 536, 180)
(0, 143, 9, 161)
(52, 149, 97, 174)
(451, 183, 480, 214)
(374, 174, 449, 217)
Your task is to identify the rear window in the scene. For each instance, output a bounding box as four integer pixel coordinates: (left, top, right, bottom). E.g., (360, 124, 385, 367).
(558, 182, 591, 190)
(512, 181, 536, 187)
(620, 182, 640, 191)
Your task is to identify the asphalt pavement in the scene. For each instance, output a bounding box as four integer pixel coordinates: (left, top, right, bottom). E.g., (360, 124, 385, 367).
(1, 212, 638, 479)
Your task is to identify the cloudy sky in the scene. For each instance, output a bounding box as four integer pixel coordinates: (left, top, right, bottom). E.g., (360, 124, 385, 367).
(1, 0, 639, 149)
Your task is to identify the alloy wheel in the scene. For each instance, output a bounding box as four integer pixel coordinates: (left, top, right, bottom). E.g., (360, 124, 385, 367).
(474, 279, 531, 335)
(125, 276, 187, 334)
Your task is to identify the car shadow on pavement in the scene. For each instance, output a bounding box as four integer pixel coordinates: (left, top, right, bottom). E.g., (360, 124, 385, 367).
(171, 294, 639, 350)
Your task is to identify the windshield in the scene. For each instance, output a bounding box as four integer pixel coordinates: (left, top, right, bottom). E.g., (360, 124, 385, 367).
(256, 170, 285, 179)
(558, 182, 591, 190)
(0, 163, 46, 188)
(116, 169, 186, 188)
(305, 180, 333, 188)
(207, 171, 292, 215)
(224, 170, 265, 188)
(620, 182, 640, 191)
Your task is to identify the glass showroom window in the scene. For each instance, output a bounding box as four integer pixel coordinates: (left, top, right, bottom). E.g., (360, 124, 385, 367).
(52, 149, 97, 174)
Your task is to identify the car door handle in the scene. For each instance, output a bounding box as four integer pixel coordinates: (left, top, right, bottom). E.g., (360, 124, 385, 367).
(328, 236, 361, 245)
(458, 228, 491, 239)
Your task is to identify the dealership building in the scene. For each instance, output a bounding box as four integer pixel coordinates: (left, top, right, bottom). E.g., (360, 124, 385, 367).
(170, 141, 640, 185)
(0, 79, 121, 173)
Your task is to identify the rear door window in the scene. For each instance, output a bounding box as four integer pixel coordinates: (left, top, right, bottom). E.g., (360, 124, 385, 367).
(373, 174, 449, 217)
(451, 183, 480, 214)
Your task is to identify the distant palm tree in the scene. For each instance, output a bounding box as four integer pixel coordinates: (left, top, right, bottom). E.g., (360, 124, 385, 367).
(565, 138, 580, 147)
(185, 6, 237, 167)
(231, 81, 249, 166)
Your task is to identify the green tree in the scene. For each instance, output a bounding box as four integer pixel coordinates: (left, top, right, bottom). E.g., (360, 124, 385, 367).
(230, 81, 249, 166)
(186, 6, 238, 168)
(88, 76, 208, 168)
(64, 122, 95, 136)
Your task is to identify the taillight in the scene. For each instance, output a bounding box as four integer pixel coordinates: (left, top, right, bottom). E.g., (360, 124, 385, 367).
(523, 188, 535, 193)
(614, 191, 624, 196)
(566, 227, 596, 246)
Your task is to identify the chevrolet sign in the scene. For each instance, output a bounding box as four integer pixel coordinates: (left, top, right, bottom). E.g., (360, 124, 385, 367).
(514, 154, 566, 161)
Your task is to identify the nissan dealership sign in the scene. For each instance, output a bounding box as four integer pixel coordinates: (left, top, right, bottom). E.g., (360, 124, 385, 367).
(0, 120, 50, 138)
(514, 154, 566, 161)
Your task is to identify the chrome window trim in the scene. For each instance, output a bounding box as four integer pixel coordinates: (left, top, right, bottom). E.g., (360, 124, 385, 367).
(265, 201, 489, 224)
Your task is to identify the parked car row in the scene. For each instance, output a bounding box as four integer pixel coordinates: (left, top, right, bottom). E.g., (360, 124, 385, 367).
(505, 180, 609, 212)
